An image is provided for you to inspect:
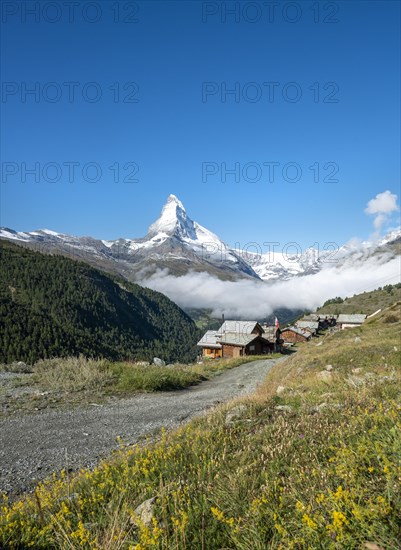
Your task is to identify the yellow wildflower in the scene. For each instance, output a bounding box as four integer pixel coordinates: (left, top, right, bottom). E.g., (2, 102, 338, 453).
(302, 514, 318, 530)
(332, 510, 348, 530)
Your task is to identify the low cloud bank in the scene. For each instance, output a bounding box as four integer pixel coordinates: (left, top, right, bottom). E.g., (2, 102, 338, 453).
(141, 256, 401, 318)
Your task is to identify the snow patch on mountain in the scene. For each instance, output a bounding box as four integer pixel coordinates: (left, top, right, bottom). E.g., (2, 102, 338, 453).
(0, 228, 31, 242)
(243, 247, 327, 281)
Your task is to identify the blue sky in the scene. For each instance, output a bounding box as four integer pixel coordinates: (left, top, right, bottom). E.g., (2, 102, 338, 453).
(1, 0, 400, 250)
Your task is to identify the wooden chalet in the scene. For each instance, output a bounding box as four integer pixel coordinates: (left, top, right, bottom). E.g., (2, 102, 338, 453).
(295, 320, 319, 335)
(197, 330, 222, 358)
(197, 320, 279, 359)
(261, 325, 284, 353)
(298, 314, 337, 330)
(281, 326, 312, 343)
(218, 332, 274, 357)
(317, 314, 338, 328)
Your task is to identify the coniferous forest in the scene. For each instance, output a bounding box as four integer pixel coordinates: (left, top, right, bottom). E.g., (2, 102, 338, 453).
(0, 240, 200, 364)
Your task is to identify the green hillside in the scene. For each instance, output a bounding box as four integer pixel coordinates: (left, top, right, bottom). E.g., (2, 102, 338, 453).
(184, 308, 223, 331)
(0, 240, 200, 364)
(317, 283, 401, 315)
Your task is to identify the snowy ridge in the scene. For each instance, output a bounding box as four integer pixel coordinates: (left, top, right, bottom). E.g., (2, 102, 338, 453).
(244, 247, 327, 281)
(243, 227, 401, 281)
(0, 196, 400, 282)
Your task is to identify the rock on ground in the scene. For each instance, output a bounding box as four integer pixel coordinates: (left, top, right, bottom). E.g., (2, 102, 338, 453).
(132, 497, 156, 527)
(317, 371, 333, 383)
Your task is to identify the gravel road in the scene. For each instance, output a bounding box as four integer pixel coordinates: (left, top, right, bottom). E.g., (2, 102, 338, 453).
(0, 357, 286, 498)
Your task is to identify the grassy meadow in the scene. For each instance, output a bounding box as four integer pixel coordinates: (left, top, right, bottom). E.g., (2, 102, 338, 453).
(0, 303, 400, 548)
(2, 354, 273, 393)
(0, 355, 277, 417)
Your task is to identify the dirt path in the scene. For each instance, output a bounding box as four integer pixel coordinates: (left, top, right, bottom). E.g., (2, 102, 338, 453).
(0, 357, 286, 498)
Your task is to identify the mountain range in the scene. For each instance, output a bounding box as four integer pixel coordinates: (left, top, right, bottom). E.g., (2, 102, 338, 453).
(1, 194, 400, 284)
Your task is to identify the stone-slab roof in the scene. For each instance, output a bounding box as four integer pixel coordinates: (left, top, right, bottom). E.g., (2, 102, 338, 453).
(337, 314, 367, 324)
(197, 330, 222, 349)
(218, 320, 260, 335)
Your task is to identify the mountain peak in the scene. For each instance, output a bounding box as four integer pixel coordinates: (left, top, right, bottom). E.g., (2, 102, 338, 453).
(147, 194, 197, 239)
(166, 194, 184, 208)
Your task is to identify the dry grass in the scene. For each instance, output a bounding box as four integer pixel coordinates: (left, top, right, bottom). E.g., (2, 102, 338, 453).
(30, 355, 277, 396)
(33, 356, 115, 392)
(1, 354, 280, 418)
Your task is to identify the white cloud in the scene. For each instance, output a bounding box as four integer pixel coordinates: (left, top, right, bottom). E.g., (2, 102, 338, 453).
(365, 190, 399, 232)
(365, 190, 398, 214)
(140, 254, 401, 319)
